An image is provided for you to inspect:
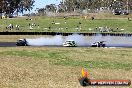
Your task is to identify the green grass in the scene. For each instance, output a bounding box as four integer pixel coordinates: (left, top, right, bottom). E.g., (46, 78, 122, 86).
(0, 47, 132, 70)
(0, 15, 132, 33)
(0, 47, 132, 88)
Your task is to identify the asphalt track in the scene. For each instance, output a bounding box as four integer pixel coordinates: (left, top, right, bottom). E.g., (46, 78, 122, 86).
(0, 42, 78, 47)
(0, 42, 132, 48)
(0, 42, 17, 47)
(1, 36, 131, 47)
(0, 42, 65, 47)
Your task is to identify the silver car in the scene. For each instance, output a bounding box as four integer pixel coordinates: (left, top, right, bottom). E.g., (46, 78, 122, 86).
(63, 40, 77, 47)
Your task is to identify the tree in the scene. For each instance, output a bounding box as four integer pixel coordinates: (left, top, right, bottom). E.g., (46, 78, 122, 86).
(45, 4, 57, 12)
(37, 0, 132, 14)
(0, 0, 35, 14)
(62, 0, 132, 11)
(37, 8, 46, 16)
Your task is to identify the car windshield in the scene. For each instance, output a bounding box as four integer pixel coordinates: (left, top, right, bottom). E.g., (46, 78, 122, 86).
(69, 41, 75, 43)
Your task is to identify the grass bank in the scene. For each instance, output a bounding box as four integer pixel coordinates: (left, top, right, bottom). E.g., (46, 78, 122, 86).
(0, 15, 132, 33)
(0, 47, 132, 88)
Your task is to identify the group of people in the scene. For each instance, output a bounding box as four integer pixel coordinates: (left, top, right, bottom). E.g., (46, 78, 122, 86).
(6, 22, 40, 31)
(95, 27, 117, 32)
(29, 23, 40, 30)
(6, 24, 20, 30)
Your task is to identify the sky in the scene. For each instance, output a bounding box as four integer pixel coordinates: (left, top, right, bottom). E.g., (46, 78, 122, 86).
(32, 0, 62, 12)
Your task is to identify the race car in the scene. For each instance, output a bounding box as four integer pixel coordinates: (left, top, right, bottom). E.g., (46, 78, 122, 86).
(91, 41, 106, 47)
(63, 40, 77, 47)
(16, 39, 28, 46)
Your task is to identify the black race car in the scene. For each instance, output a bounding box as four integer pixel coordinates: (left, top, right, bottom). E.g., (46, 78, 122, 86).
(16, 39, 28, 46)
(91, 41, 106, 47)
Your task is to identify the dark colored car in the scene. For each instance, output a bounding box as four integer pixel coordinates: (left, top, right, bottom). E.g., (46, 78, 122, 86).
(16, 39, 28, 46)
(113, 9, 122, 15)
(91, 41, 106, 47)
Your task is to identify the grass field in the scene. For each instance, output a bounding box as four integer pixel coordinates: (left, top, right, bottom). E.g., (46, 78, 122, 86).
(0, 47, 132, 88)
(0, 13, 132, 33)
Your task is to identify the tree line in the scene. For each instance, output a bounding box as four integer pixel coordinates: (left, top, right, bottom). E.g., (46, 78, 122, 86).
(38, 0, 132, 14)
(0, 0, 131, 15)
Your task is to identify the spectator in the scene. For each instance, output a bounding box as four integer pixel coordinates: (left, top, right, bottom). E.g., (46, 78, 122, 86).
(49, 26, 51, 30)
(64, 21, 67, 24)
(29, 23, 31, 26)
(29, 26, 33, 30)
(95, 27, 98, 32)
(52, 20, 55, 24)
(91, 16, 94, 20)
(37, 25, 40, 29)
(16, 25, 20, 30)
(128, 18, 131, 21)
(8, 24, 13, 30)
(79, 22, 81, 25)
(64, 16, 66, 20)
(65, 27, 68, 30)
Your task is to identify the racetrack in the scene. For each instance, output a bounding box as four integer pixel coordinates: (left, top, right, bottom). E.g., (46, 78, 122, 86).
(0, 34, 132, 48)
(0, 42, 17, 47)
(0, 42, 132, 48)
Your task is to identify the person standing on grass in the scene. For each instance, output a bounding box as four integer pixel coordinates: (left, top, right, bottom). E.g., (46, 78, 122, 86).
(8, 24, 13, 30)
(37, 25, 40, 29)
(16, 25, 20, 30)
